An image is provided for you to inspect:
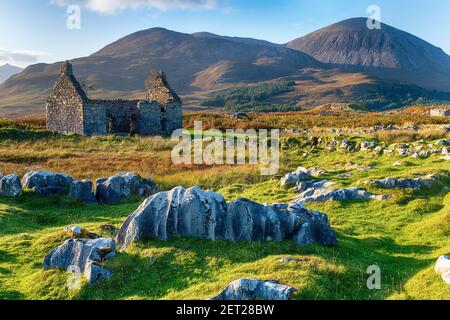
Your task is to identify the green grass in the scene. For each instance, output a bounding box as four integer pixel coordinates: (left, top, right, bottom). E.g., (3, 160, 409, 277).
(0, 125, 449, 300)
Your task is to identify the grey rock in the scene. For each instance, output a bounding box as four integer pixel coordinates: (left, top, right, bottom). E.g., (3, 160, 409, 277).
(116, 187, 337, 250)
(295, 186, 389, 203)
(84, 260, 113, 284)
(43, 238, 115, 284)
(0, 174, 22, 197)
(69, 180, 96, 203)
(280, 167, 311, 187)
(296, 180, 333, 192)
(370, 175, 441, 189)
(34, 186, 67, 197)
(437, 139, 450, 146)
(210, 279, 296, 300)
(96, 172, 159, 205)
(22, 171, 73, 196)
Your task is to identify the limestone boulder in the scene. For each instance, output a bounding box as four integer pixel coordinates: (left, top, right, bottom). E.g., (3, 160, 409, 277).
(280, 167, 311, 187)
(0, 174, 22, 197)
(96, 173, 159, 205)
(369, 175, 442, 189)
(69, 180, 96, 203)
(281, 167, 325, 187)
(295, 186, 389, 203)
(43, 238, 115, 284)
(22, 171, 73, 196)
(116, 187, 337, 250)
(210, 279, 296, 300)
(435, 256, 450, 285)
(64, 226, 99, 239)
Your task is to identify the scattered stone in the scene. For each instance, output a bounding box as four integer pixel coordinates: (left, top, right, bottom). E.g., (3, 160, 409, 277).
(360, 141, 377, 150)
(369, 175, 441, 189)
(308, 167, 324, 178)
(43, 238, 115, 284)
(34, 186, 67, 197)
(69, 180, 96, 203)
(294, 186, 389, 203)
(22, 171, 73, 196)
(278, 257, 297, 264)
(442, 147, 448, 155)
(84, 260, 113, 284)
(96, 172, 159, 205)
(64, 226, 99, 239)
(0, 174, 22, 197)
(281, 167, 325, 187)
(296, 180, 333, 192)
(210, 279, 296, 301)
(280, 167, 311, 187)
(437, 139, 450, 146)
(435, 256, 450, 285)
(393, 161, 403, 166)
(116, 186, 337, 250)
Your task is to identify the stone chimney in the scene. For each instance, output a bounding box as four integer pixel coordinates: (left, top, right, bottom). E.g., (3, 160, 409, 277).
(57, 61, 88, 101)
(145, 70, 181, 105)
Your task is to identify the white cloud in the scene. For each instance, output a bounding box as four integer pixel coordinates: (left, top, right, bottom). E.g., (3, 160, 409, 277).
(50, 0, 218, 14)
(0, 49, 48, 67)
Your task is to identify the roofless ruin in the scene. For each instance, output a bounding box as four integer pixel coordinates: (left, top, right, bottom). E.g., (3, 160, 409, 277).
(46, 61, 182, 136)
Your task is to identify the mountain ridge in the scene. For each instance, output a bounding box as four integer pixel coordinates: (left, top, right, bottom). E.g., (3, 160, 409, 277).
(1, 19, 449, 117)
(0, 64, 23, 85)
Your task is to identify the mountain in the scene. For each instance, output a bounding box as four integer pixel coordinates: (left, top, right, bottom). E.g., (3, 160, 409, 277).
(1, 20, 450, 117)
(191, 32, 281, 47)
(0, 64, 22, 84)
(287, 17, 450, 91)
(0, 28, 320, 116)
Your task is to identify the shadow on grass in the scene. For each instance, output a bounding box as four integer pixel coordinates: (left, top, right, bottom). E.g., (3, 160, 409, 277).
(0, 192, 140, 236)
(77, 233, 435, 300)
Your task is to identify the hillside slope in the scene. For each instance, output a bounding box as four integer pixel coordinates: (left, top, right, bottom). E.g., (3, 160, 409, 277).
(0, 64, 22, 84)
(287, 18, 450, 91)
(0, 28, 319, 116)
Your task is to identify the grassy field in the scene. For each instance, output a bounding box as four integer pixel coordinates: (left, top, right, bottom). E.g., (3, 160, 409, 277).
(0, 112, 449, 300)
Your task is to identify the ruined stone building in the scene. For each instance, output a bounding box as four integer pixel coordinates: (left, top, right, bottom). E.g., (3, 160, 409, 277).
(430, 108, 450, 117)
(46, 61, 182, 136)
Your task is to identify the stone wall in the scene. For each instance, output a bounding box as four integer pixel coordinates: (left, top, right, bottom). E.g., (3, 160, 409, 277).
(137, 101, 162, 135)
(83, 102, 108, 136)
(430, 109, 450, 117)
(99, 100, 140, 135)
(163, 102, 183, 135)
(46, 62, 183, 137)
(46, 62, 87, 134)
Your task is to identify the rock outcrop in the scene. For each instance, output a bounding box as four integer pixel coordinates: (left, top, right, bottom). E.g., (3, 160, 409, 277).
(64, 226, 99, 239)
(294, 185, 389, 203)
(22, 171, 73, 196)
(43, 238, 115, 284)
(369, 175, 443, 189)
(116, 186, 337, 250)
(210, 279, 296, 300)
(280, 167, 324, 187)
(435, 255, 450, 285)
(0, 174, 22, 197)
(96, 173, 159, 205)
(69, 180, 96, 203)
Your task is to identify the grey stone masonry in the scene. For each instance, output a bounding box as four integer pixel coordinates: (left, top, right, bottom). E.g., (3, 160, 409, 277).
(46, 62, 182, 136)
(430, 108, 450, 117)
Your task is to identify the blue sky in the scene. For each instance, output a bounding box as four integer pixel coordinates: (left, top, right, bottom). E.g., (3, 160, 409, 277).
(1, 0, 450, 68)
